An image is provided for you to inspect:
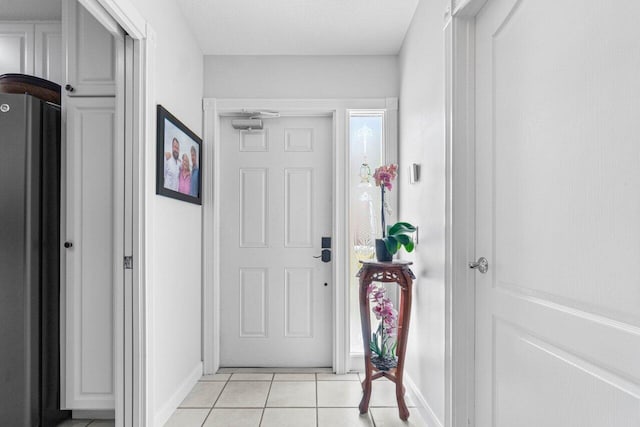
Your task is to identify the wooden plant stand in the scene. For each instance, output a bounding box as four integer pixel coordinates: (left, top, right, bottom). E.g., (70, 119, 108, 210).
(357, 260, 415, 421)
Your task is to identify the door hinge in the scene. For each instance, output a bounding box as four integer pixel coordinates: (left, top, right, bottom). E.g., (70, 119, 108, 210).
(124, 256, 133, 269)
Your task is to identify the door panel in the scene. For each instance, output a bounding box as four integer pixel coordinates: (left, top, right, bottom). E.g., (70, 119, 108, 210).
(239, 268, 268, 337)
(220, 116, 332, 367)
(239, 168, 268, 247)
(63, 0, 119, 96)
(284, 268, 313, 338)
(284, 168, 313, 248)
(65, 97, 118, 409)
(474, 0, 640, 425)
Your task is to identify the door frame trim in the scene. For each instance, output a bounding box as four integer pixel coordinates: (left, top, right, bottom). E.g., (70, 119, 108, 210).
(445, 1, 486, 426)
(203, 98, 398, 374)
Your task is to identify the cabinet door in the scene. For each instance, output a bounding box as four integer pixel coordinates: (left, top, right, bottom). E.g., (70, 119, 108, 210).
(0, 24, 34, 75)
(35, 23, 62, 84)
(64, 97, 120, 410)
(63, 0, 120, 96)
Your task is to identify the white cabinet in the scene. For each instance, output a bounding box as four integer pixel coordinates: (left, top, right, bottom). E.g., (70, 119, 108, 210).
(0, 22, 62, 84)
(61, 0, 123, 411)
(63, 0, 118, 96)
(0, 23, 34, 76)
(64, 97, 118, 410)
(35, 24, 63, 84)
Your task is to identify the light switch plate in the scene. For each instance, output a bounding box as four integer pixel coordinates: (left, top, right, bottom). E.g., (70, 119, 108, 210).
(410, 163, 420, 184)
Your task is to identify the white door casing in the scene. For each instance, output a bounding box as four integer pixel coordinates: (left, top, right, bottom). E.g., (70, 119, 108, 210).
(473, 0, 640, 426)
(219, 116, 333, 367)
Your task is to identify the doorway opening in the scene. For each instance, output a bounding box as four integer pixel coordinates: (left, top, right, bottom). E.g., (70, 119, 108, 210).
(203, 98, 398, 375)
(63, 1, 151, 426)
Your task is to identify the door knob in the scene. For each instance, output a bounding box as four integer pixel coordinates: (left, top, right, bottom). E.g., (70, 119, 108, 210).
(313, 237, 332, 262)
(65, 84, 75, 93)
(64, 241, 73, 249)
(469, 257, 488, 273)
(313, 249, 331, 263)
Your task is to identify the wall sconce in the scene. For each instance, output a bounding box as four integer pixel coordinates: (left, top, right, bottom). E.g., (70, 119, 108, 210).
(409, 163, 420, 184)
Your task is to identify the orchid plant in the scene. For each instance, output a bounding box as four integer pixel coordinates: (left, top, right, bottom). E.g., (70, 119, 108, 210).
(367, 282, 398, 367)
(373, 164, 398, 238)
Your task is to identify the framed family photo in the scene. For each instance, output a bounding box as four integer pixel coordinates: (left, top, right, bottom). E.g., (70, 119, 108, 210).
(156, 105, 202, 205)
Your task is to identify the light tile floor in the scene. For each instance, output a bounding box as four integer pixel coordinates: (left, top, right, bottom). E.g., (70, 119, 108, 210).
(57, 419, 115, 426)
(164, 371, 428, 427)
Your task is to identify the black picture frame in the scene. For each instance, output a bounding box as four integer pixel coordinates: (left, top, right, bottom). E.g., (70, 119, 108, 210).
(156, 105, 202, 205)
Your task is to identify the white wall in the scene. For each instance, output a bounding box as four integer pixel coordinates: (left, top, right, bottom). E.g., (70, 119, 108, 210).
(126, 0, 204, 424)
(0, 0, 61, 20)
(204, 55, 398, 98)
(398, 0, 447, 425)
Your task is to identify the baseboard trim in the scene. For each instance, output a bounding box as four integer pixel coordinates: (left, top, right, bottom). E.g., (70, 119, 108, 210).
(153, 361, 203, 427)
(404, 373, 444, 427)
(349, 352, 364, 372)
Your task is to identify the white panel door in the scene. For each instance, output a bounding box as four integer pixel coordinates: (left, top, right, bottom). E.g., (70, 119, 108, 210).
(0, 24, 33, 76)
(63, 0, 118, 96)
(64, 97, 120, 409)
(34, 23, 63, 84)
(220, 116, 333, 367)
(474, 1, 640, 426)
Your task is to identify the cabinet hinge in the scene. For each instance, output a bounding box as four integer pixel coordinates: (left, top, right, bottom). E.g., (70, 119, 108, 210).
(124, 256, 133, 270)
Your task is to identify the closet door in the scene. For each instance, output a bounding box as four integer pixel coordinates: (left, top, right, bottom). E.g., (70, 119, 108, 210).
(63, 0, 118, 96)
(64, 97, 119, 410)
(0, 23, 34, 75)
(62, 0, 125, 412)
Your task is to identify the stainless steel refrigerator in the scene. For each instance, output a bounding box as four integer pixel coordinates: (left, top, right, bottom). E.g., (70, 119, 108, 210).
(0, 92, 70, 426)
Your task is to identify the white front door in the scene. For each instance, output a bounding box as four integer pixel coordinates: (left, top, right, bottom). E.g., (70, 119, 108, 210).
(474, 0, 640, 425)
(219, 115, 333, 367)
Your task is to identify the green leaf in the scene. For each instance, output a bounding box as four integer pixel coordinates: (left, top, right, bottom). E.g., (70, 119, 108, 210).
(396, 234, 411, 245)
(388, 222, 416, 235)
(369, 340, 378, 354)
(384, 236, 399, 255)
(405, 240, 415, 252)
(392, 234, 415, 253)
(370, 333, 381, 356)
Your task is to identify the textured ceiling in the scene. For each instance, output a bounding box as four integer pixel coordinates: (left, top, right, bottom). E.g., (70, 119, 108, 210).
(177, 0, 419, 55)
(0, 0, 61, 20)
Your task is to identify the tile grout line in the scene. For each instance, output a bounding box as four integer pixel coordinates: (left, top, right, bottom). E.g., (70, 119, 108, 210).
(200, 377, 231, 426)
(258, 375, 275, 426)
(370, 408, 377, 427)
(169, 373, 415, 427)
